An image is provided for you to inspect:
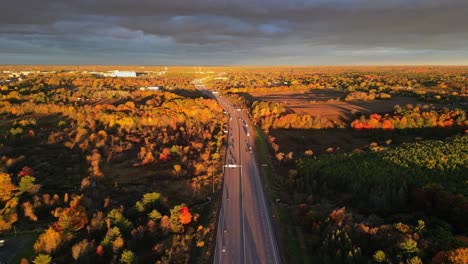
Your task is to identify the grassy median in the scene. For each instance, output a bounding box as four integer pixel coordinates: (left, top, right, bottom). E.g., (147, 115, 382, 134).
(253, 125, 311, 263)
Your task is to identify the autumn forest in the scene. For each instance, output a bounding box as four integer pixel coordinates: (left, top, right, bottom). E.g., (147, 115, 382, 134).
(0, 66, 467, 264)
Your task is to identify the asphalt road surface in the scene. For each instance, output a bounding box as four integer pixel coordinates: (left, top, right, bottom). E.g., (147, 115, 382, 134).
(194, 82, 280, 264)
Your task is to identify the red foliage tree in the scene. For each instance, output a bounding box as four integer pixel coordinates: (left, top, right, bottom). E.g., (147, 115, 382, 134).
(96, 245, 104, 256)
(19, 166, 35, 177)
(179, 206, 192, 225)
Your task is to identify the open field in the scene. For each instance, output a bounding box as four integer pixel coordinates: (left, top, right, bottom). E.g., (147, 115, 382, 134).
(252, 90, 445, 123)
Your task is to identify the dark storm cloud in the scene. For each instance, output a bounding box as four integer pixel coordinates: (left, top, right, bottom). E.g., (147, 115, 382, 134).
(0, 0, 467, 64)
(0, 0, 73, 24)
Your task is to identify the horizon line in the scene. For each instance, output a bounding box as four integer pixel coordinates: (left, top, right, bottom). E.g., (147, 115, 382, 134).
(1, 64, 468, 67)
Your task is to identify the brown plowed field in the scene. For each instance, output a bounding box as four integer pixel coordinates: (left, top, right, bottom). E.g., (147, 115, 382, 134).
(251, 89, 442, 123)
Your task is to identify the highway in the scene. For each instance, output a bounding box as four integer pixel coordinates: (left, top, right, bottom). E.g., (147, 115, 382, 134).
(194, 82, 281, 264)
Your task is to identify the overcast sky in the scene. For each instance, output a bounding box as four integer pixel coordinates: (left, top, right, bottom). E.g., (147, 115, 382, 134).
(1, 0, 467, 65)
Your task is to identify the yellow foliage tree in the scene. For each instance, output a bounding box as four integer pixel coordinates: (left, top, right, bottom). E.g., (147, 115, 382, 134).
(34, 227, 62, 254)
(447, 248, 468, 264)
(0, 173, 17, 202)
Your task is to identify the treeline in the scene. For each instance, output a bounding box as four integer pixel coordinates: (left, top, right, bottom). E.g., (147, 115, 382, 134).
(1, 73, 196, 98)
(344, 91, 392, 101)
(208, 66, 468, 96)
(250, 101, 335, 131)
(351, 106, 468, 130)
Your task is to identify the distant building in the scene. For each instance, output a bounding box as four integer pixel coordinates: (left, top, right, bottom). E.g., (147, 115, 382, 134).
(111, 70, 136, 78)
(8, 71, 38, 78)
(20, 71, 35, 76)
(139, 86, 161, 91)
